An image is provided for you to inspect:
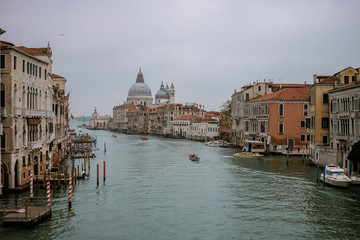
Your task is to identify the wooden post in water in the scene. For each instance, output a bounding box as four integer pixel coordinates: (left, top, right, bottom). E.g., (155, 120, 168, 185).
(317, 164, 319, 183)
(103, 160, 106, 183)
(97, 163, 99, 186)
(25, 198, 29, 220)
(88, 149, 91, 169)
(44, 170, 47, 188)
(84, 151, 87, 174)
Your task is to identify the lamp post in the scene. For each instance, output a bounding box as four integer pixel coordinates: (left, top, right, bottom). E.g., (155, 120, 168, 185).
(0, 27, 6, 195)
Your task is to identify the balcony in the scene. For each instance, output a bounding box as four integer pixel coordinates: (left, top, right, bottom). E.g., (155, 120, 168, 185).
(23, 109, 46, 118)
(0, 107, 6, 117)
(30, 140, 43, 150)
(13, 107, 22, 117)
(46, 111, 55, 118)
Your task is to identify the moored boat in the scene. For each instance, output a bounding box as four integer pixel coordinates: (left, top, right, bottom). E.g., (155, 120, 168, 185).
(320, 164, 351, 187)
(350, 174, 360, 185)
(189, 154, 200, 161)
(233, 152, 263, 158)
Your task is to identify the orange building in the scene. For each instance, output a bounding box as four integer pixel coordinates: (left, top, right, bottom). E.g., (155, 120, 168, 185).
(245, 87, 310, 153)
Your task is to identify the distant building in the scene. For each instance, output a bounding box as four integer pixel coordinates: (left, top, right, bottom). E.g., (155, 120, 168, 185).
(89, 107, 111, 129)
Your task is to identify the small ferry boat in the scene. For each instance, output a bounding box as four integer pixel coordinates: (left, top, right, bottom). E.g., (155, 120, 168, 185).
(233, 152, 263, 159)
(189, 154, 200, 161)
(320, 164, 351, 187)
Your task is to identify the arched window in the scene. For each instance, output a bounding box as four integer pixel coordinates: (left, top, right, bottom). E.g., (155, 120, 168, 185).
(14, 84, 18, 108)
(279, 104, 284, 117)
(303, 104, 308, 116)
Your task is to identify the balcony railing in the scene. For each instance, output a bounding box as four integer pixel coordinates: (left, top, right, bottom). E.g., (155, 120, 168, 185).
(22, 109, 46, 118)
(0, 107, 6, 117)
(13, 107, 22, 116)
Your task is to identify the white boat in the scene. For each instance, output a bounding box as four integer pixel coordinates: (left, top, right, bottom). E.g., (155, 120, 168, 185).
(233, 152, 263, 159)
(350, 174, 360, 185)
(320, 165, 351, 187)
(205, 140, 222, 147)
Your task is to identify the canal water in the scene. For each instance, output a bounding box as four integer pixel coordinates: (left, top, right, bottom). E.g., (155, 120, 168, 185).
(1, 125, 360, 239)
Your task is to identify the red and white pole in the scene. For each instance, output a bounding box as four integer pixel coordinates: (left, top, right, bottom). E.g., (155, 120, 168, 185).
(30, 174, 33, 200)
(68, 177, 72, 207)
(47, 181, 51, 208)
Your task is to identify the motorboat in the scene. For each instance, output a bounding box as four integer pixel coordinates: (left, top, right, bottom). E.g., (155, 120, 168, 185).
(320, 164, 351, 187)
(112, 134, 117, 138)
(205, 140, 222, 147)
(350, 174, 360, 185)
(140, 137, 149, 141)
(233, 152, 263, 158)
(189, 154, 200, 161)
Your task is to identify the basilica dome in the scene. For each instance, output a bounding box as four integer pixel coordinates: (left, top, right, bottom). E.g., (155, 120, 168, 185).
(128, 70, 152, 96)
(126, 69, 153, 107)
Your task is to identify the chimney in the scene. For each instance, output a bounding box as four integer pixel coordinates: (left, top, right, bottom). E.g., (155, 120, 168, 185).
(304, 81, 307, 85)
(313, 74, 317, 84)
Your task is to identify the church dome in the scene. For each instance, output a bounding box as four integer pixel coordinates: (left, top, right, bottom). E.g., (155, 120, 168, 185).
(155, 89, 170, 99)
(155, 82, 170, 100)
(128, 83, 152, 96)
(128, 69, 152, 97)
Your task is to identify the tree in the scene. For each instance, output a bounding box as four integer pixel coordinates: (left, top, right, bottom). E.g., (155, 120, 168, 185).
(220, 100, 232, 117)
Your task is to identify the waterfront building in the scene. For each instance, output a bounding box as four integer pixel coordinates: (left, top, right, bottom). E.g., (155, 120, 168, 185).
(309, 66, 360, 166)
(0, 40, 54, 191)
(328, 73, 360, 172)
(188, 117, 219, 141)
(231, 80, 308, 147)
(173, 115, 202, 138)
(126, 105, 149, 134)
(112, 103, 137, 132)
(88, 107, 111, 129)
(245, 86, 310, 153)
(51, 73, 69, 167)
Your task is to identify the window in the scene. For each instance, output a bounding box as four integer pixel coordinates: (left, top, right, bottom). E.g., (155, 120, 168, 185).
(344, 76, 349, 84)
(303, 104, 308, 116)
(322, 135, 328, 145)
(245, 93, 249, 101)
(39, 67, 41, 78)
(22, 60, 25, 72)
(300, 120, 306, 128)
(258, 86, 261, 91)
(14, 56, 17, 70)
(306, 118, 310, 128)
(322, 117, 329, 129)
(323, 93, 328, 104)
(22, 156, 26, 167)
(352, 76, 356, 82)
(300, 135, 306, 142)
(279, 104, 284, 117)
(1, 132, 5, 149)
(0, 54, 5, 69)
(45, 69, 47, 79)
(307, 135, 310, 141)
(27, 62, 29, 74)
(279, 121, 284, 134)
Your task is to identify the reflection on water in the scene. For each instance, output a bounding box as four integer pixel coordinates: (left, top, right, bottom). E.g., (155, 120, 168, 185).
(1, 126, 360, 240)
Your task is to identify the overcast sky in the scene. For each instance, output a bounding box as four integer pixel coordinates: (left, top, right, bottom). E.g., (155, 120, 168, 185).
(1, 0, 359, 116)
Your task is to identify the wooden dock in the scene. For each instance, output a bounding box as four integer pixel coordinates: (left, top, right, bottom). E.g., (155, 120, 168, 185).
(1, 198, 51, 227)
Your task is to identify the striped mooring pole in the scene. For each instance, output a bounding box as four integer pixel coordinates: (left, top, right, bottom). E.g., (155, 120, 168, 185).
(30, 174, 33, 200)
(68, 177, 72, 208)
(47, 182, 51, 207)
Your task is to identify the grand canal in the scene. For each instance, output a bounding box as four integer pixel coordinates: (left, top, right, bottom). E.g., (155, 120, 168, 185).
(1, 125, 360, 239)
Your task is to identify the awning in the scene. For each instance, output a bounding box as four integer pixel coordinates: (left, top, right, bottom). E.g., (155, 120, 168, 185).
(28, 118, 41, 125)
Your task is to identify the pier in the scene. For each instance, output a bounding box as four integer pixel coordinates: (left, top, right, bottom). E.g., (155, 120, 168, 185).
(1, 198, 51, 227)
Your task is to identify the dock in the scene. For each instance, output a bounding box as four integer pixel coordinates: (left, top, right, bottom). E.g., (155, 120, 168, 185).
(1, 198, 51, 227)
